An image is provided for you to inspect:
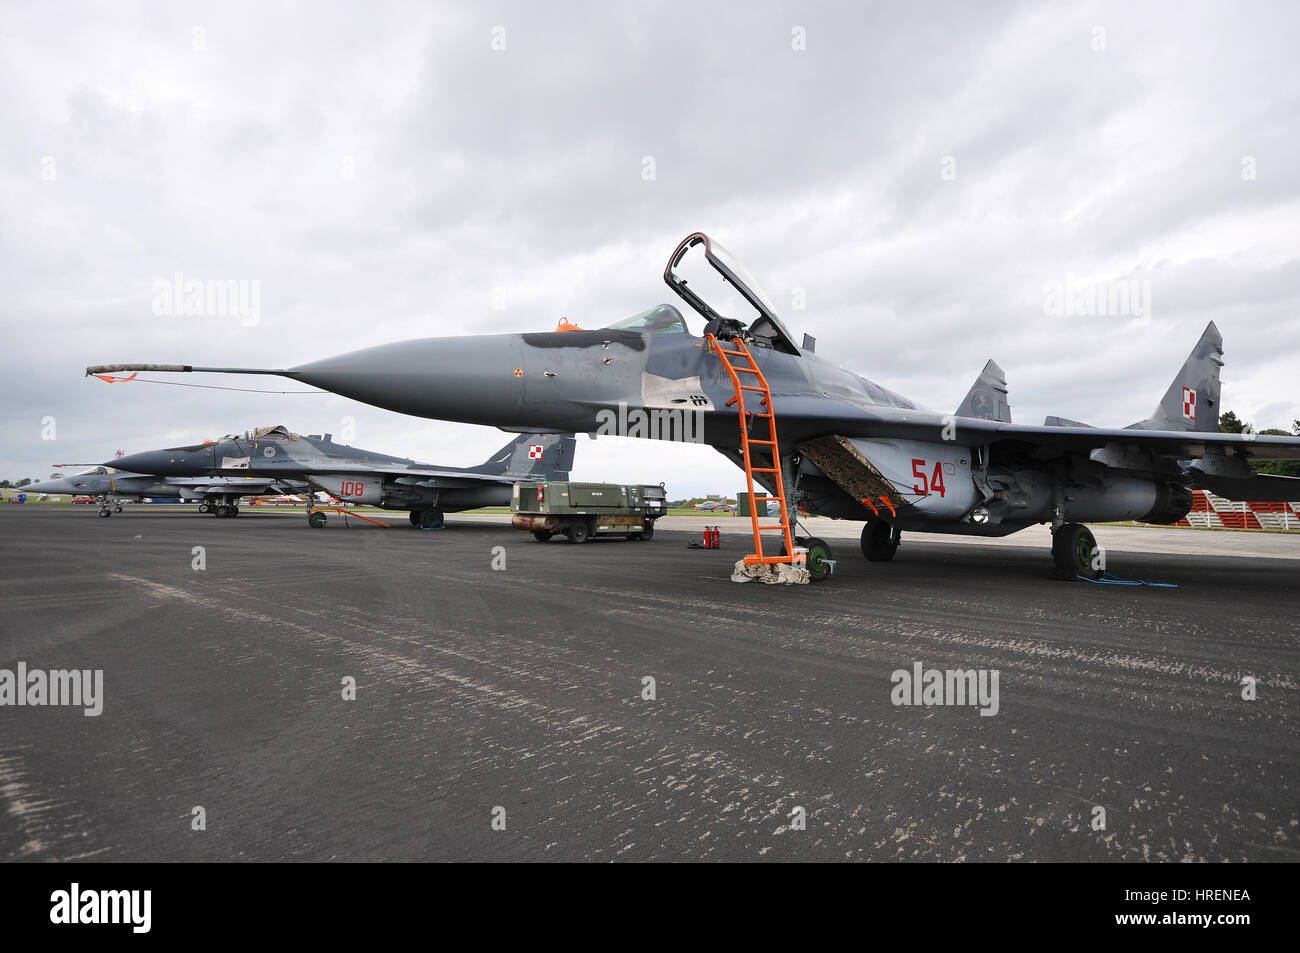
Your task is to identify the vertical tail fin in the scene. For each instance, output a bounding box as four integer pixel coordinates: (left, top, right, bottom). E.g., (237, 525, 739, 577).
(475, 432, 576, 479)
(1127, 321, 1223, 433)
(956, 359, 1012, 422)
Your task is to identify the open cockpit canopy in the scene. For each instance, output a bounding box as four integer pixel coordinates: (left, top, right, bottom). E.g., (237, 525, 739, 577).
(218, 425, 299, 442)
(663, 232, 801, 355)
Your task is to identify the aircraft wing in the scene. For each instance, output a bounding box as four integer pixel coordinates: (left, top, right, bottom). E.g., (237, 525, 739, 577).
(775, 396, 1300, 500)
(173, 478, 307, 495)
(315, 466, 517, 487)
(779, 396, 1300, 457)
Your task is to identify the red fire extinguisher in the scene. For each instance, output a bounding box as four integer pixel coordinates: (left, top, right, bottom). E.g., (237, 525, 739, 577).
(710, 526, 721, 548)
(702, 526, 713, 549)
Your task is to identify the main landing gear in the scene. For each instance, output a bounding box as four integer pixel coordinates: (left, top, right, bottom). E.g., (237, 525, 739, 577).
(1051, 522, 1101, 580)
(409, 508, 444, 530)
(861, 521, 900, 562)
(210, 503, 239, 518)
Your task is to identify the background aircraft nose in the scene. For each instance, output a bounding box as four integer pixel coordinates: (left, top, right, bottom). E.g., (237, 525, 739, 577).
(24, 477, 73, 494)
(111, 450, 187, 474)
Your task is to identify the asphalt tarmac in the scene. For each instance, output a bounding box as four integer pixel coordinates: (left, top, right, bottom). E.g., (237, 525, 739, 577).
(1, 506, 1296, 861)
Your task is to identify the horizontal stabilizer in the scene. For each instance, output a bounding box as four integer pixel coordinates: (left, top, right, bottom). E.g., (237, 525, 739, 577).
(956, 360, 1011, 422)
(1189, 470, 1300, 502)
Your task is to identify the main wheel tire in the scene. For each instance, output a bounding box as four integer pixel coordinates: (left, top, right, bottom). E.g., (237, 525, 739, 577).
(566, 521, 590, 544)
(215, 504, 232, 518)
(532, 530, 553, 543)
(98, 508, 111, 518)
(230, 505, 239, 517)
(804, 536, 833, 582)
(198, 503, 210, 514)
(415, 509, 444, 530)
(861, 521, 899, 562)
(114, 504, 123, 513)
(409, 511, 420, 527)
(1052, 522, 1101, 579)
(308, 511, 327, 529)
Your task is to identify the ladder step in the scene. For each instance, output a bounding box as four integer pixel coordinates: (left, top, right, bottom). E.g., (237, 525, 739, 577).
(746, 438, 775, 445)
(750, 467, 778, 473)
(739, 385, 767, 391)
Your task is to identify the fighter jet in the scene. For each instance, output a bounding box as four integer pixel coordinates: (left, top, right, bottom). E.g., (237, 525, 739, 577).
(112, 427, 576, 528)
(23, 465, 305, 517)
(88, 232, 1300, 577)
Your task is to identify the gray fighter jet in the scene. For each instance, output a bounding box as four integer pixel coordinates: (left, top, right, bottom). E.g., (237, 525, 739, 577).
(113, 428, 576, 528)
(89, 232, 1300, 576)
(23, 466, 305, 517)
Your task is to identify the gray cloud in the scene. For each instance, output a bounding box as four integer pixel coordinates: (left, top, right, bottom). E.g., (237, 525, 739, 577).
(2, 0, 1297, 491)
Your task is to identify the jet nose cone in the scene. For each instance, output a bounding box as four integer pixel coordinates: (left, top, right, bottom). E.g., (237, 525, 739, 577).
(290, 334, 526, 425)
(25, 478, 71, 494)
(112, 451, 179, 474)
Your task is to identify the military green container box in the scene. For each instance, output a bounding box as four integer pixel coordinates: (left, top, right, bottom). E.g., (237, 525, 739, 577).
(512, 481, 665, 544)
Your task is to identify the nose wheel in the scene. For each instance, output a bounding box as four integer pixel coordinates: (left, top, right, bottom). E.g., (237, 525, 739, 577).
(779, 536, 834, 582)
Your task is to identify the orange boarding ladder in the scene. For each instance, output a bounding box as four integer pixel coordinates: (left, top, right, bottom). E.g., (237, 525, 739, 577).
(706, 334, 795, 565)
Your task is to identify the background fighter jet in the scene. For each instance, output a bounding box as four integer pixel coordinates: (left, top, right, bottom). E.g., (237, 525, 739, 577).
(23, 466, 305, 517)
(112, 428, 576, 529)
(89, 232, 1300, 576)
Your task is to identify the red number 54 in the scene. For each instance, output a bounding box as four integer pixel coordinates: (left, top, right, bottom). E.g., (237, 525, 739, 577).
(911, 459, 946, 498)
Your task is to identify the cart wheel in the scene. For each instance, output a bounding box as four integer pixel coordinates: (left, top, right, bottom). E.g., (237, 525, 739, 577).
(639, 521, 655, 541)
(308, 511, 327, 528)
(98, 508, 111, 518)
(114, 504, 123, 513)
(566, 521, 590, 544)
(532, 530, 552, 543)
(198, 503, 210, 514)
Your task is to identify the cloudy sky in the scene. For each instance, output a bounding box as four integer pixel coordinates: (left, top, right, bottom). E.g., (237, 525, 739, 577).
(3, 0, 1297, 494)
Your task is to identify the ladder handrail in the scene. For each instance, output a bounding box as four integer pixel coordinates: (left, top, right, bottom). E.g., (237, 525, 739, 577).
(705, 334, 796, 565)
